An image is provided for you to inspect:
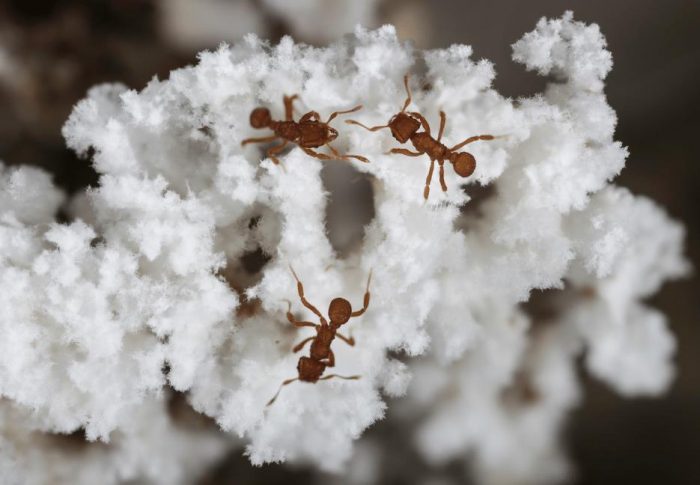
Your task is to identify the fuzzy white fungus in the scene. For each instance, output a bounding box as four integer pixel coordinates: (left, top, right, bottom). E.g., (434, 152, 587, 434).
(0, 11, 687, 485)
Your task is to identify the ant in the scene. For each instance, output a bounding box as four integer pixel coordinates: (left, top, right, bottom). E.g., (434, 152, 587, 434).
(266, 266, 372, 406)
(346, 75, 497, 199)
(242, 95, 370, 165)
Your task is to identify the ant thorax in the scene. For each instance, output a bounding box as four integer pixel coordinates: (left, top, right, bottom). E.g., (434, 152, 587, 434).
(309, 326, 335, 360)
(274, 121, 301, 141)
(411, 132, 446, 159)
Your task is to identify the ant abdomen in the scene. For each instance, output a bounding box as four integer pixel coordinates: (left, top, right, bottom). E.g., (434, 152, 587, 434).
(411, 132, 440, 155)
(449, 152, 476, 177)
(250, 107, 272, 128)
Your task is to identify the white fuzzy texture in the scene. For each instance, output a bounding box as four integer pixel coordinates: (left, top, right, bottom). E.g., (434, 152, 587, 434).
(564, 186, 688, 396)
(0, 12, 688, 485)
(0, 397, 228, 485)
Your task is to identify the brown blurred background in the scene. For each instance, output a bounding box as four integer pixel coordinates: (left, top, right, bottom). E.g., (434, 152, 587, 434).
(0, 1, 697, 484)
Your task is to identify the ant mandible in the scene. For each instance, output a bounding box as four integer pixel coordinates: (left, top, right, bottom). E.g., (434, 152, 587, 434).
(346, 75, 496, 200)
(242, 95, 370, 165)
(266, 266, 372, 406)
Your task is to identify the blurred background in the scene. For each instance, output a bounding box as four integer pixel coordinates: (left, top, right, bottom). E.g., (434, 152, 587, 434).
(0, 1, 697, 483)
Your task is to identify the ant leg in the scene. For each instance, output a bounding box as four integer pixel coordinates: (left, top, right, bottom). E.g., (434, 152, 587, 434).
(437, 111, 447, 142)
(299, 111, 321, 123)
(286, 300, 318, 329)
(323, 350, 335, 368)
(450, 134, 496, 151)
(292, 336, 315, 353)
(327, 144, 371, 164)
(408, 112, 431, 135)
(283, 94, 299, 121)
(326, 144, 345, 159)
(438, 160, 448, 192)
(336, 333, 356, 346)
(289, 266, 326, 322)
(318, 374, 361, 381)
(241, 135, 278, 146)
(424, 158, 436, 200)
(302, 147, 334, 161)
(351, 270, 372, 317)
(303, 147, 362, 164)
(344, 119, 390, 132)
(266, 140, 288, 165)
(401, 74, 412, 112)
(387, 148, 421, 157)
(344, 154, 371, 164)
(266, 377, 299, 406)
(326, 105, 362, 124)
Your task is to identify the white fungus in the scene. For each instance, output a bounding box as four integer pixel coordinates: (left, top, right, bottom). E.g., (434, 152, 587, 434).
(0, 12, 688, 484)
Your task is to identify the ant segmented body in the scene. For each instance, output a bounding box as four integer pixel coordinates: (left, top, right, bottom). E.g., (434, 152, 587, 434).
(346, 75, 496, 199)
(242, 95, 370, 165)
(266, 266, 372, 406)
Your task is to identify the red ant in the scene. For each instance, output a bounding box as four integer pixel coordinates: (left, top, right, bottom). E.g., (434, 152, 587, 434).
(266, 266, 372, 406)
(242, 95, 370, 165)
(346, 75, 497, 199)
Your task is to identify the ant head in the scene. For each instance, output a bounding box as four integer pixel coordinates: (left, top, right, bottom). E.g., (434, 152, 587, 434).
(450, 152, 476, 177)
(250, 107, 272, 128)
(389, 112, 421, 143)
(328, 297, 352, 325)
(327, 126, 339, 142)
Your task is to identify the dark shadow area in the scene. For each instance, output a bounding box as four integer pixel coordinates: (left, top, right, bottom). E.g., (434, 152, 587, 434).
(322, 162, 375, 259)
(199, 453, 315, 485)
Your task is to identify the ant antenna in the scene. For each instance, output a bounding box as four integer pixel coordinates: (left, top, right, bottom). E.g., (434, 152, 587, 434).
(266, 377, 298, 406)
(401, 74, 412, 112)
(343, 75, 412, 132)
(288, 264, 300, 283)
(345, 119, 390, 131)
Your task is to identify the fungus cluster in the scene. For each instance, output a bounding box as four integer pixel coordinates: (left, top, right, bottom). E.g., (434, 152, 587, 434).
(0, 12, 688, 485)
